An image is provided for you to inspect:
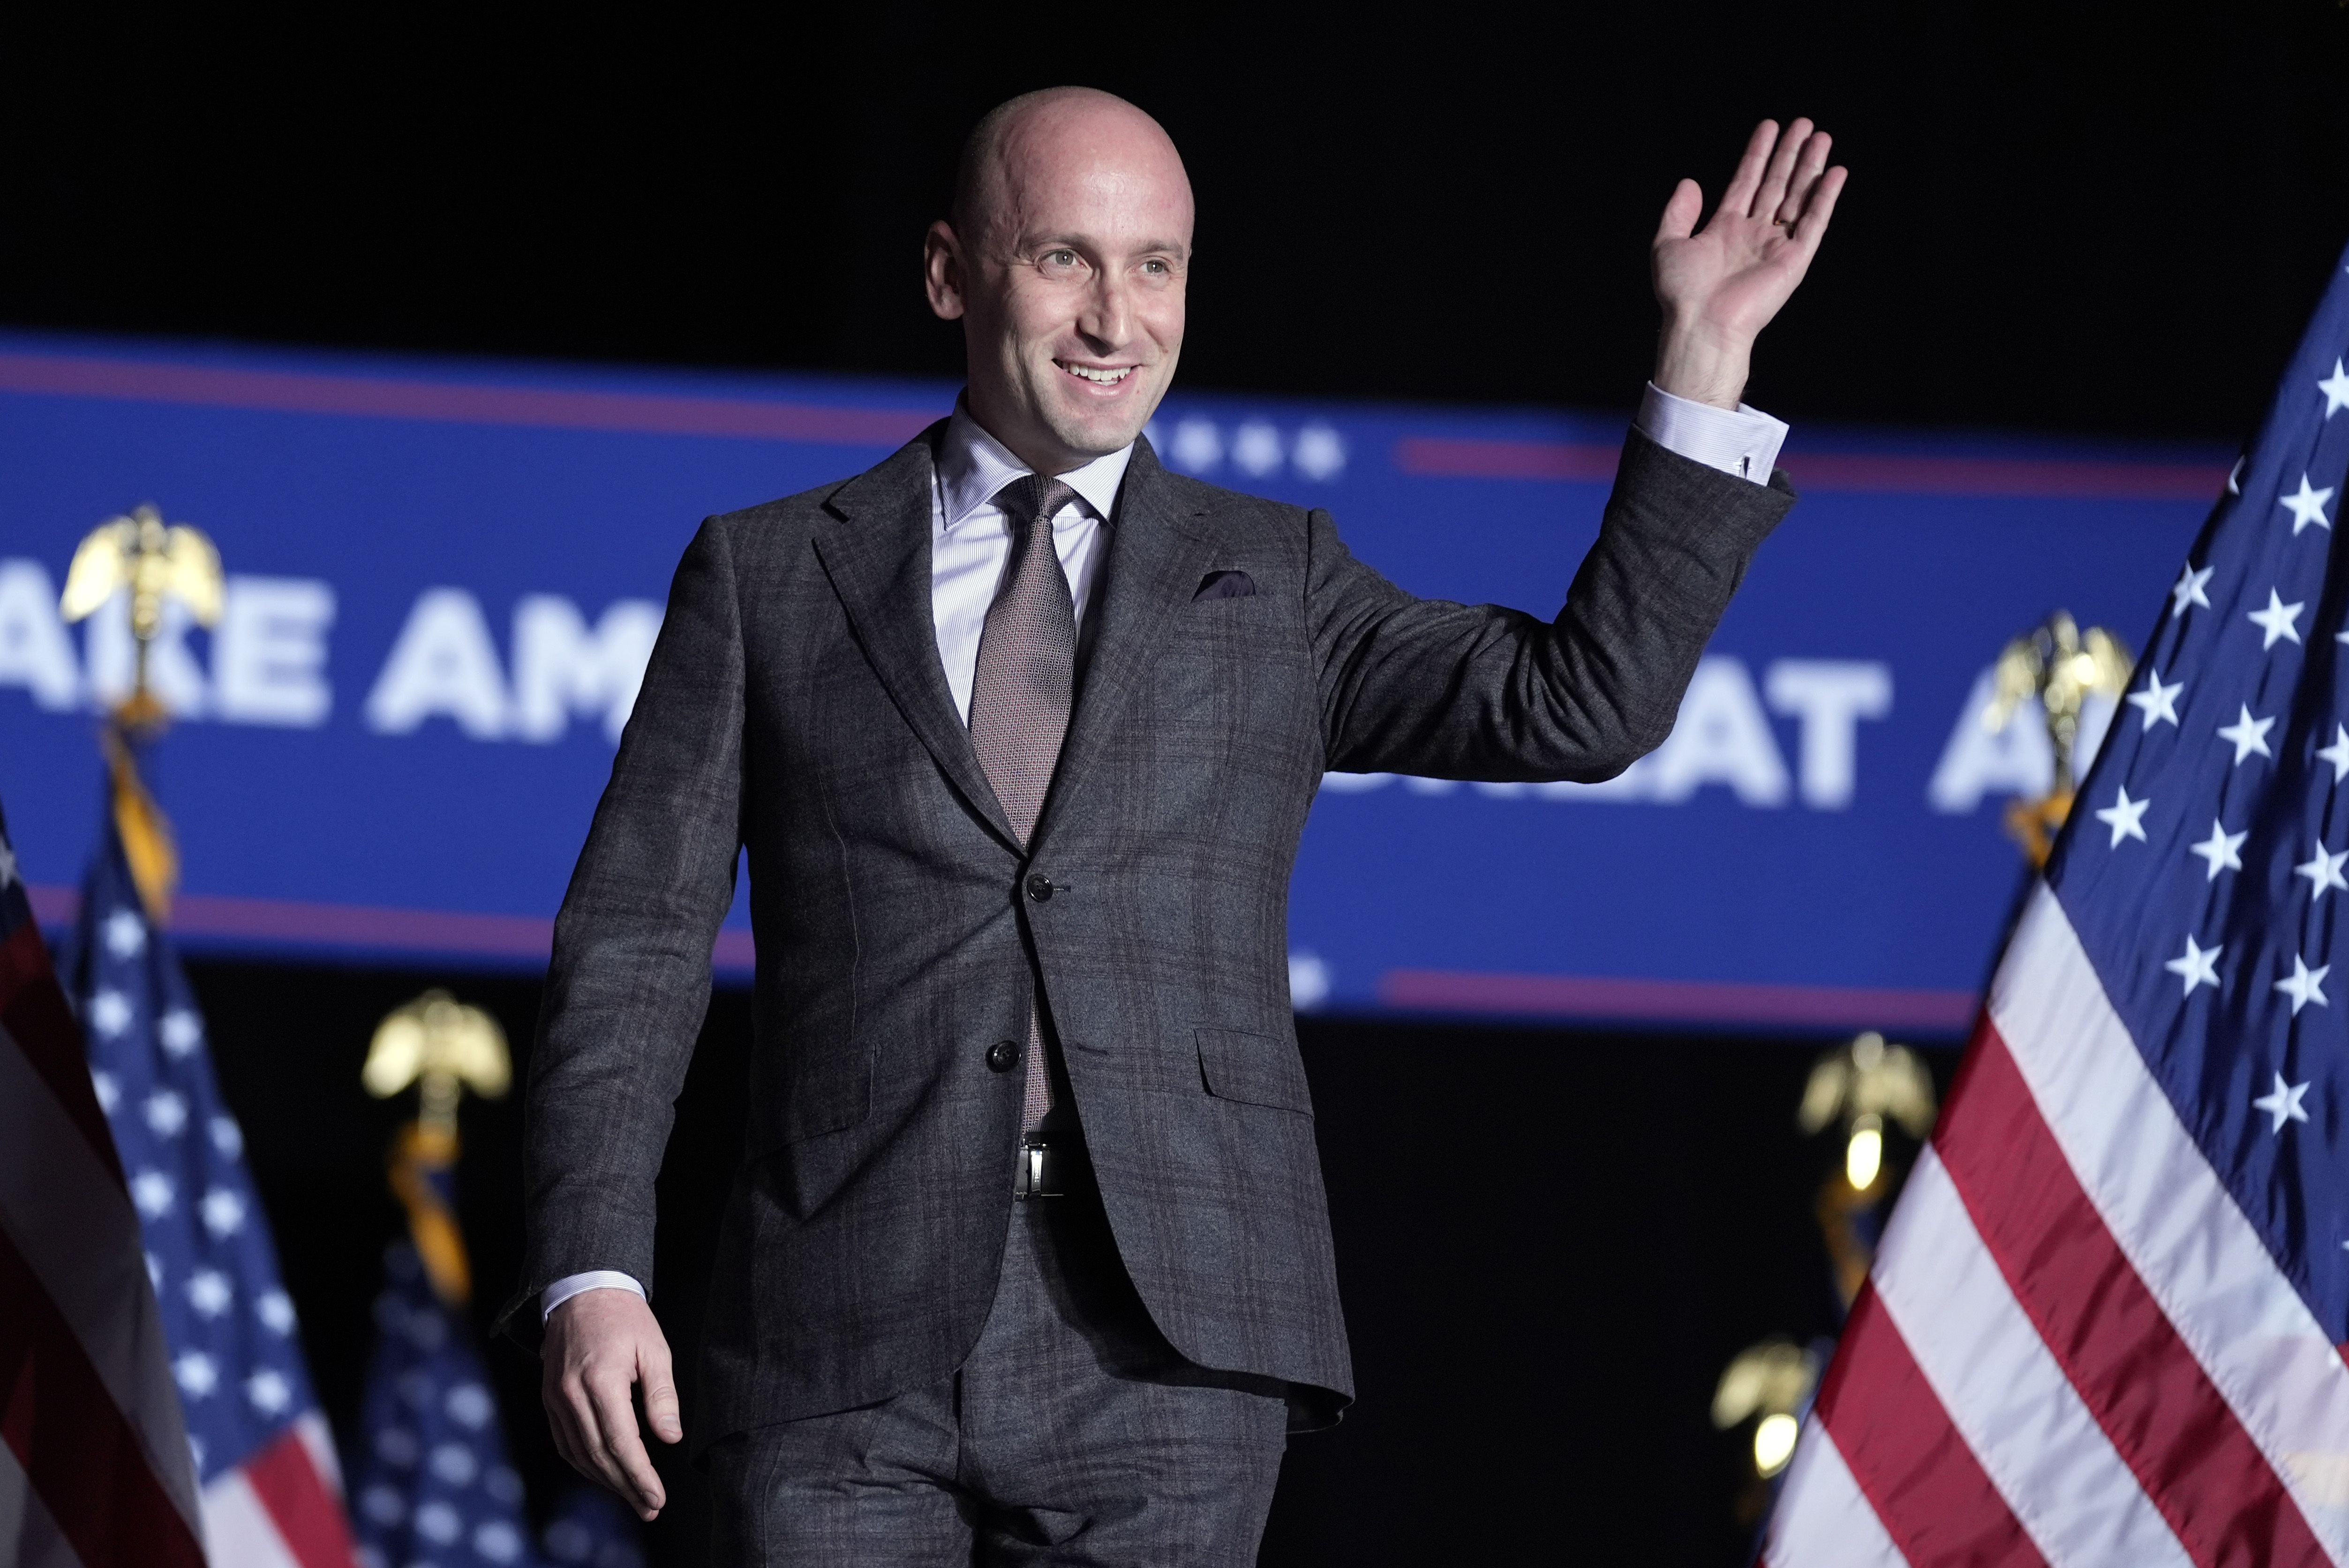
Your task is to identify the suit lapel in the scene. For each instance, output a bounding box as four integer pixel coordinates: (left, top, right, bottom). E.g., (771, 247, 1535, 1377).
(812, 428, 1021, 849)
(1032, 438, 1217, 848)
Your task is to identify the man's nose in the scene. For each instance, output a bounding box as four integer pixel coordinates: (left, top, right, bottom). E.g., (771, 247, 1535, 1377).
(1077, 272, 1131, 349)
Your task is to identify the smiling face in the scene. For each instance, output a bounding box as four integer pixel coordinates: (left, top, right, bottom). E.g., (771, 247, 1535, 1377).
(925, 90, 1194, 475)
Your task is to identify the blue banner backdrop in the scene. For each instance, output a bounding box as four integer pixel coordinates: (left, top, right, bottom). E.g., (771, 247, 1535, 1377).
(0, 332, 2225, 1035)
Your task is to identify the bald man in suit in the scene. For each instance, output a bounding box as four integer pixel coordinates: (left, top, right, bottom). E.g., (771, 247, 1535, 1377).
(517, 87, 1843, 1565)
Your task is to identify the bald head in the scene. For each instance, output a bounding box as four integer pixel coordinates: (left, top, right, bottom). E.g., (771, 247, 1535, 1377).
(925, 89, 1195, 474)
(950, 88, 1191, 253)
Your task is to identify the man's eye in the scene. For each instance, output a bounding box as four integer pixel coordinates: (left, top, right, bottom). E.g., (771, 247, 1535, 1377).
(1044, 250, 1078, 267)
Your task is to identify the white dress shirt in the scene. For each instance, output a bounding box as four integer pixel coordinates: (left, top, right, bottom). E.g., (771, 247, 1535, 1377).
(1634, 383, 1789, 482)
(927, 406, 1134, 721)
(539, 383, 1785, 1322)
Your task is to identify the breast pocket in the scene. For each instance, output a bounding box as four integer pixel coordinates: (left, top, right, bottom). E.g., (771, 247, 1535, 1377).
(1196, 1026, 1314, 1115)
(1153, 596, 1311, 722)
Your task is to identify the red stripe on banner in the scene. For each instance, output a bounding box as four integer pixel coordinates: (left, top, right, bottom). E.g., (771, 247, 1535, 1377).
(244, 1423, 358, 1568)
(24, 883, 76, 925)
(1936, 1020, 2325, 1567)
(1813, 1283, 2049, 1567)
(1392, 436, 1623, 482)
(1783, 451, 2229, 500)
(28, 883, 759, 972)
(1390, 434, 2229, 500)
(0, 1223, 206, 1568)
(0, 921, 122, 1183)
(173, 891, 556, 956)
(0, 349, 941, 446)
(1378, 966, 1979, 1033)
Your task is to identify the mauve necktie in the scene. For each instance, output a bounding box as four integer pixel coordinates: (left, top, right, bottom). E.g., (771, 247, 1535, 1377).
(968, 474, 1079, 1130)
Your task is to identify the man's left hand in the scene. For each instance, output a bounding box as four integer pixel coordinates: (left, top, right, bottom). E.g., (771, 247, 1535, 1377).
(1651, 118, 1847, 410)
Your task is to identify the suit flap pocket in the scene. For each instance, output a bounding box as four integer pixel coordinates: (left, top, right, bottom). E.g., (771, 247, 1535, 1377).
(752, 1044, 872, 1153)
(1195, 1027, 1313, 1114)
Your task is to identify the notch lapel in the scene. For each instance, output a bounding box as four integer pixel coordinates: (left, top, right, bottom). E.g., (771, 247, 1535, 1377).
(812, 429, 1021, 851)
(1031, 438, 1217, 848)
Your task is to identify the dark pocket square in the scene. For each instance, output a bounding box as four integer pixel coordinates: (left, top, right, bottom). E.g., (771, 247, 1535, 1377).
(1194, 570, 1256, 600)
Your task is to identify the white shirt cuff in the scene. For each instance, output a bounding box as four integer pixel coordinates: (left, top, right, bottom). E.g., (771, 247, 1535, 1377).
(541, 1270, 647, 1321)
(1634, 383, 1788, 486)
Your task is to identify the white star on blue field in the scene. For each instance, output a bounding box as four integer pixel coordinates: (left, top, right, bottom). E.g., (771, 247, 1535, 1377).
(2046, 289, 2349, 1338)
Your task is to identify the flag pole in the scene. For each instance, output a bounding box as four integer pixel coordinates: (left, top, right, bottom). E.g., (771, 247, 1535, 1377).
(57, 502, 224, 921)
(349, 992, 557, 1568)
(363, 990, 514, 1305)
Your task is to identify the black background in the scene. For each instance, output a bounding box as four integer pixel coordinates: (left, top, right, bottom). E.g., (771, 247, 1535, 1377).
(14, 1, 2347, 1561)
(7, 3, 2348, 437)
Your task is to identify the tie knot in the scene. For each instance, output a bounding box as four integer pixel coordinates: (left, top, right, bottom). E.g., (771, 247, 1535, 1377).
(995, 474, 1079, 533)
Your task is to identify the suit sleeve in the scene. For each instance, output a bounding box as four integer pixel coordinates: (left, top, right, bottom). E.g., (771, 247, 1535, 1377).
(499, 516, 747, 1345)
(1309, 429, 1794, 782)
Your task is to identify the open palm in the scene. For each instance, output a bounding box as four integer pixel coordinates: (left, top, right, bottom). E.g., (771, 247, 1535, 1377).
(1651, 119, 1846, 406)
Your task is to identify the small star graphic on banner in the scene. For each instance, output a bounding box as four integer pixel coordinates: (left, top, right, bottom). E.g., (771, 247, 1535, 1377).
(2276, 954, 2332, 1013)
(2255, 1072, 2313, 1133)
(2190, 820, 2247, 880)
(2280, 475, 2336, 534)
(2219, 705, 2277, 764)
(2296, 842, 2349, 900)
(2250, 589, 2307, 647)
(2095, 786, 2151, 847)
(2127, 669, 2183, 728)
(2321, 725, 2349, 783)
(2165, 935, 2223, 995)
(2321, 357, 2349, 418)
(2172, 563, 2215, 614)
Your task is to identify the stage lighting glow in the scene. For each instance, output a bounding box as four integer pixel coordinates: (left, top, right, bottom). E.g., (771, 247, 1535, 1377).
(1845, 1115, 1884, 1192)
(1754, 1413, 1799, 1477)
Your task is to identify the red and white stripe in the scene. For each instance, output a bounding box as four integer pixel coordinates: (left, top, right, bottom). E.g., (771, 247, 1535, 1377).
(202, 1413, 353, 1568)
(0, 921, 206, 1568)
(0, 917, 354, 1568)
(1767, 882, 2349, 1565)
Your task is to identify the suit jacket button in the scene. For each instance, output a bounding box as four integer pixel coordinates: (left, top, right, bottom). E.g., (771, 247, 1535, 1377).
(986, 1040, 1021, 1073)
(1025, 873, 1053, 902)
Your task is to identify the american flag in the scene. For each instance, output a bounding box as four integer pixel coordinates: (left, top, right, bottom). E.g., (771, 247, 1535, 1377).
(346, 1224, 541, 1565)
(1765, 245, 2349, 1561)
(537, 1486, 647, 1568)
(61, 796, 358, 1568)
(0, 795, 206, 1567)
(345, 1124, 645, 1568)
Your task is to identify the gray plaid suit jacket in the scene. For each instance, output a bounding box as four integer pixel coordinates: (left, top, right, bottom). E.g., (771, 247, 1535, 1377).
(509, 423, 1792, 1445)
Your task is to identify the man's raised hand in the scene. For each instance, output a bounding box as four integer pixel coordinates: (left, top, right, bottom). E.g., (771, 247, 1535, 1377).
(1651, 118, 1847, 411)
(542, 1287, 683, 1522)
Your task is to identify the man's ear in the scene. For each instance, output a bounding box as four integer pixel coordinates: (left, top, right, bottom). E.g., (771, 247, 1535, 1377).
(924, 220, 966, 321)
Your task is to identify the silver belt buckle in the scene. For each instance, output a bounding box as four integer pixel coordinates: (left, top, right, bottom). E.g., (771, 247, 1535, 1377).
(1014, 1134, 1067, 1200)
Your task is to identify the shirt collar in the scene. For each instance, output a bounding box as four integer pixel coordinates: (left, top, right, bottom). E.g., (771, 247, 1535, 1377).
(936, 399, 1135, 536)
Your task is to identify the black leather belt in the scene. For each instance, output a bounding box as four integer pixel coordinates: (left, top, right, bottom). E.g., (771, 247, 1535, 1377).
(1014, 1133, 1088, 1200)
